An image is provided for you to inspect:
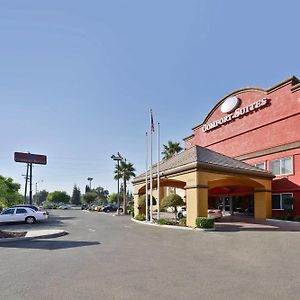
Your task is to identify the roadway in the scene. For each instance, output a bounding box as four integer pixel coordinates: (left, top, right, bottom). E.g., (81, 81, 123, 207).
(0, 209, 300, 300)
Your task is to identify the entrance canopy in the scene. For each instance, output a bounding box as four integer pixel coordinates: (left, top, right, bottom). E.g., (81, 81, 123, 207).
(133, 145, 274, 227)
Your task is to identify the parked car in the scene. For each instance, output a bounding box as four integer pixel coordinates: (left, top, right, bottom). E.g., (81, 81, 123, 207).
(58, 205, 71, 209)
(177, 207, 223, 220)
(207, 209, 222, 219)
(0, 207, 48, 224)
(101, 205, 123, 213)
(81, 204, 88, 210)
(13, 204, 39, 211)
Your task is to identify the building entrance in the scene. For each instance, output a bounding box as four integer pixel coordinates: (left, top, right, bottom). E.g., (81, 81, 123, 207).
(217, 196, 254, 216)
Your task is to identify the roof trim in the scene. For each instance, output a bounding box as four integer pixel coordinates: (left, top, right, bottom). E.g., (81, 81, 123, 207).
(183, 133, 194, 141)
(192, 87, 267, 130)
(191, 76, 300, 131)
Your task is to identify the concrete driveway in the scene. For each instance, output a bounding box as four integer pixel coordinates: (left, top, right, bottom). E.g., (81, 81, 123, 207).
(1, 209, 300, 300)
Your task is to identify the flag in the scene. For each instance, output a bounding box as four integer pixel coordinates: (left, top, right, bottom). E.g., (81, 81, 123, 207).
(150, 109, 155, 133)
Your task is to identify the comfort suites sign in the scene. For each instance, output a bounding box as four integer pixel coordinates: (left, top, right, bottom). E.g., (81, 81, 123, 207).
(201, 96, 269, 132)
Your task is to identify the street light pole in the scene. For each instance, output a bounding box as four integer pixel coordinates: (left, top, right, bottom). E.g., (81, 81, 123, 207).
(111, 152, 123, 215)
(87, 177, 93, 190)
(35, 180, 43, 204)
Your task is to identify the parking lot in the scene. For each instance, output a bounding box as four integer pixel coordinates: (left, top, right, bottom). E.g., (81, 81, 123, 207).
(1, 209, 300, 300)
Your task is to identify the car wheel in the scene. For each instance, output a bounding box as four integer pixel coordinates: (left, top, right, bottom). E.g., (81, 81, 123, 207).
(106, 209, 110, 213)
(177, 213, 183, 219)
(25, 216, 36, 224)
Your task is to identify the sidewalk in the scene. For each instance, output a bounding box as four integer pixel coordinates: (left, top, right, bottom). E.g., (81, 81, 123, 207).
(0, 229, 68, 243)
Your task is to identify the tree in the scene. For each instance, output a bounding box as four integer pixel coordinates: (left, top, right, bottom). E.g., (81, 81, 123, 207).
(36, 190, 48, 205)
(85, 185, 91, 193)
(84, 192, 97, 204)
(114, 160, 136, 214)
(138, 195, 157, 208)
(161, 193, 185, 220)
(0, 175, 23, 208)
(162, 141, 183, 160)
(71, 185, 81, 205)
(108, 192, 120, 204)
(47, 191, 70, 204)
(94, 186, 109, 202)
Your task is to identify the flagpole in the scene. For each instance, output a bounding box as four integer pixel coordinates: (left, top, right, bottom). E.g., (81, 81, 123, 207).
(157, 122, 160, 220)
(149, 109, 153, 222)
(145, 132, 149, 221)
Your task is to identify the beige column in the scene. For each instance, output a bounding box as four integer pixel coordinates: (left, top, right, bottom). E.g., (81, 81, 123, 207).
(185, 184, 208, 228)
(133, 193, 140, 216)
(254, 190, 272, 219)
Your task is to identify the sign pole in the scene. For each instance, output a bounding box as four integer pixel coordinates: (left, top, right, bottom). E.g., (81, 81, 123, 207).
(29, 163, 33, 205)
(24, 163, 29, 202)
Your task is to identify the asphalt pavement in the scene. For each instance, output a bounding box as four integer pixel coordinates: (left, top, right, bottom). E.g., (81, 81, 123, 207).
(1, 209, 300, 300)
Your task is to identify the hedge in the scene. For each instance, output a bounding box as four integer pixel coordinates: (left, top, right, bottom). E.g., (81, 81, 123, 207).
(156, 218, 174, 225)
(134, 214, 146, 221)
(196, 217, 215, 229)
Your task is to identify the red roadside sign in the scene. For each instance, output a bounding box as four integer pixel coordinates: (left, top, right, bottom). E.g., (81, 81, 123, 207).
(14, 152, 47, 165)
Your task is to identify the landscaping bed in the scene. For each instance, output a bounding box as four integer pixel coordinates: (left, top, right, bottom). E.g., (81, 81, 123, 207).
(0, 230, 26, 239)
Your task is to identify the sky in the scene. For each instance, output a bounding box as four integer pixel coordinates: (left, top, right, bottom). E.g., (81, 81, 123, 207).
(1, 0, 299, 196)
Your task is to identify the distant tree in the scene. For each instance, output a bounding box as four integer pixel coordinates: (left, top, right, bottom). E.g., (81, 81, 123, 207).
(114, 160, 136, 214)
(94, 186, 109, 202)
(108, 193, 122, 204)
(0, 175, 23, 208)
(162, 141, 183, 160)
(85, 185, 91, 193)
(84, 192, 97, 204)
(36, 190, 48, 205)
(47, 191, 70, 204)
(161, 193, 184, 219)
(71, 185, 81, 205)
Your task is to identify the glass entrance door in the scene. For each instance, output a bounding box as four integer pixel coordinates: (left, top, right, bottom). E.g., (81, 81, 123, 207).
(218, 196, 233, 215)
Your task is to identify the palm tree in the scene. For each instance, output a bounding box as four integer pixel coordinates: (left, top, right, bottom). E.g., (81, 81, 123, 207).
(114, 160, 136, 214)
(161, 141, 183, 160)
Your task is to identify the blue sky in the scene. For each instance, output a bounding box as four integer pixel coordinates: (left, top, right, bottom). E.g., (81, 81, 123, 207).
(1, 0, 299, 195)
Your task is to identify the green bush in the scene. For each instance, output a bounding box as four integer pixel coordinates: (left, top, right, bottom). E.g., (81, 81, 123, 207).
(156, 218, 174, 225)
(294, 216, 300, 222)
(134, 214, 146, 221)
(179, 217, 186, 226)
(196, 217, 215, 229)
(274, 214, 289, 220)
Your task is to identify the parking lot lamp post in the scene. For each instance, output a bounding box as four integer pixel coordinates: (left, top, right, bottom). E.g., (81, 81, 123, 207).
(111, 152, 123, 215)
(35, 180, 43, 205)
(87, 177, 93, 190)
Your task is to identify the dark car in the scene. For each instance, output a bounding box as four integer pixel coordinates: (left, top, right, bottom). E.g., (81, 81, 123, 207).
(81, 204, 88, 210)
(101, 205, 123, 213)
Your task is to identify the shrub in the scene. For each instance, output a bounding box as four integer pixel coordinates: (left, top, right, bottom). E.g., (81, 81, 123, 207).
(179, 217, 186, 226)
(156, 218, 174, 225)
(134, 214, 146, 221)
(294, 216, 300, 222)
(138, 195, 157, 208)
(274, 214, 289, 220)
(196, 217, 215, 229)
(161, 194, 185, 219)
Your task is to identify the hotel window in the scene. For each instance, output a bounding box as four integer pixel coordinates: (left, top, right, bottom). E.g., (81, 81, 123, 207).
(270, 157, 292, 175)
(254, 162, 265, 170)
(272, 193, 293, 210)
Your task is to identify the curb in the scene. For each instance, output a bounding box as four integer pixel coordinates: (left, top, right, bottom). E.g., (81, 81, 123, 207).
(266, 218, 300, 225)
(0, 230, 68, 243)
(131, 218, 215, 232)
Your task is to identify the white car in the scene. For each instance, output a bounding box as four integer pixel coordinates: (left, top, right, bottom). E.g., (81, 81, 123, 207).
(177, 207, 223, 220)
(0, 207, 49, 224)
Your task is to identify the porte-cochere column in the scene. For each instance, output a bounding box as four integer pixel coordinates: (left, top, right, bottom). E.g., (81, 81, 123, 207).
(254, 189, 272, 219)
(185, 184, 208, 227)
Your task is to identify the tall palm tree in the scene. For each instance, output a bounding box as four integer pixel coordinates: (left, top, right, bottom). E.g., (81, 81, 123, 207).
(114, 160, 136, 214)
(162, 141, 183, 160)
